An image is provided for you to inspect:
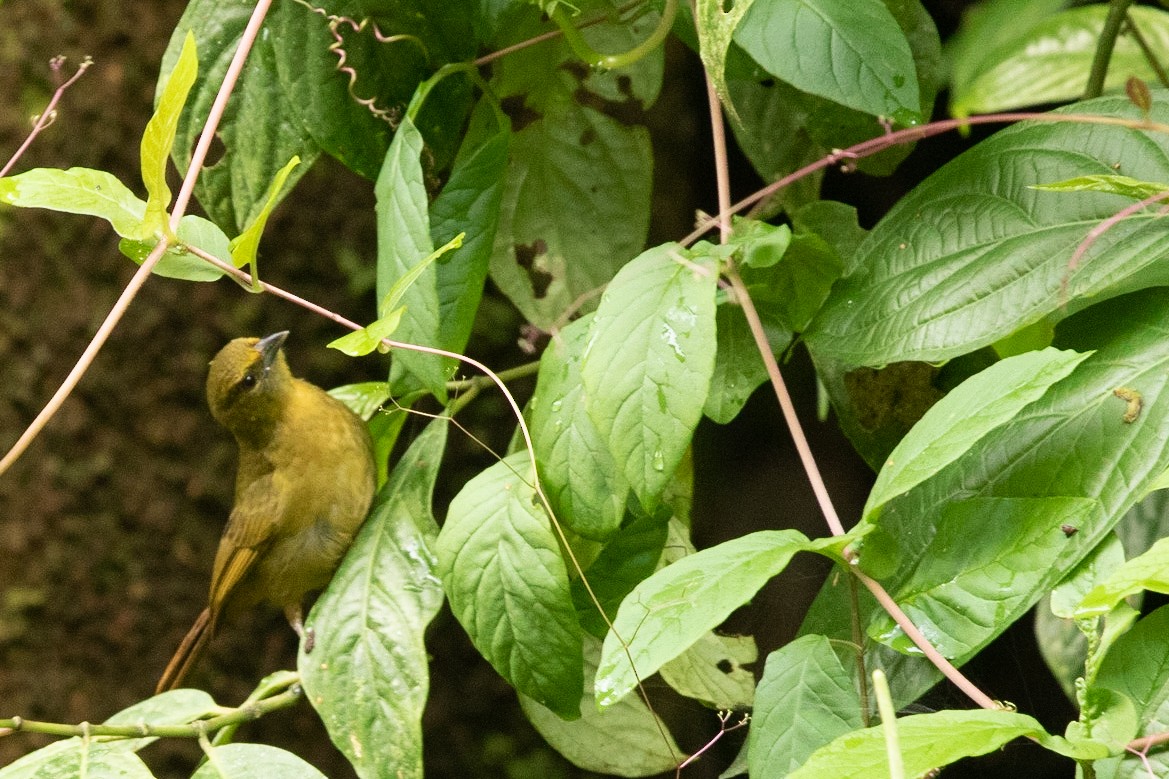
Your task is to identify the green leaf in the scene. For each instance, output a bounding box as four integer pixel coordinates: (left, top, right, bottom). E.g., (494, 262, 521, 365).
(429, 103, 511, 366)
(1095, 604, 1169, 763)
(1031, 174, 1169, 201)
(333, 232, 465, 358)
(327, 382, 391, 421)
(0, 167, 146, 237)
(948, 5, 1169, 117)
(805, 95, 1169, 366)
(1078, 536, 1169, 617)
(0, 689, 216, 779)
(803, 289, 1169, 705)
(140, 30, 197, 238)
(659, 631, 757, 709)
(694, 0, 755, 125)
(595, 529, 826, 709)
(375, 114, 447, 399)
(944, 0, 1067, 118)
(520, 635, 683, 775)
(702, 304, 773, 425)
(734, 0, 922, 121)
(571, 510, 669, 638)
(863, 348, 1091, 522)
(328, 310, 406, 358)
(580, 243, 719, 511)
(531, 315, 630, 541)
(748, 635, 863, 777)
(191, 744, 327, 779)
(488, 103, 653, 329)
(437, 452, 583, 719)
(300, 419, 447, 779)
(868, 496, 1099, 657)
(120, 213, 233, 282)
(229, 155, 301, 273)
(161, 1, 320, 233)
(1, 748, 154, 779)
(789, 710, 1107, 778)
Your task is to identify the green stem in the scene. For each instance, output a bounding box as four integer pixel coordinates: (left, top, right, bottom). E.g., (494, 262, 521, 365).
(551, 0, 677, 71)
(1123, 12, 1169, 89)
(446, 361, 539, 392)
(0, 677, 301, 742)
(406, 62, 508, 132)
(1084, 0, 1136, 99)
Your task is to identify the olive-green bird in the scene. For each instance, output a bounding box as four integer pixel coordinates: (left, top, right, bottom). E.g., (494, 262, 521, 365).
(157, 331, 376, 692)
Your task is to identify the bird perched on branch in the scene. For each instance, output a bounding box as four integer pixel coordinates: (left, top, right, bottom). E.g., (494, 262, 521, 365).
(157, 331, 376, 692)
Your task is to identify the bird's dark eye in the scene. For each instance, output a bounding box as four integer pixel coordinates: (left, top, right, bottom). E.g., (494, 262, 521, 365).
(241, 372, 257, 389)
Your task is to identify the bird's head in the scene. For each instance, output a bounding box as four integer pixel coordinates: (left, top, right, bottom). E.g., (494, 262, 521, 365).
(206, 331, 293, 441)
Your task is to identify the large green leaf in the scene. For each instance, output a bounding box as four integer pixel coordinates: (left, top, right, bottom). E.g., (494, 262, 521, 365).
(191, 744, 327, 779)
(428, 102, 510, 367)
(734, 0, 922, 122)
(519, 636, 683, 776)
(300, 420, 447, 779)
(436, 452, 584, 719)
(530, 315, 629, 541)
(375, 114, 447, 400)
(948, 5, 1169, 117)
(806, 94, 1169, 366)
(803, 289, 1169, 705)
(863, 348, 1090, 522)
(489, 101, 653, 328)
(486, 1, 659, 328)
(160, 0, 320, 234)
(1094, 605, 1169, 777)
(789, 709, 1106, 778)
(595, 530, 828, 710)
(748, 635, 863, 777)
(580, 244, 718, 510)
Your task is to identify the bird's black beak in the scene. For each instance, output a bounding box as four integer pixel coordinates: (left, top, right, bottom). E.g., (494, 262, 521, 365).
(255, 330, 289, 373)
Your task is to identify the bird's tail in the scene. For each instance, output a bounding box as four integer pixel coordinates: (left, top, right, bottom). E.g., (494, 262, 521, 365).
(156, 607, 213, 693)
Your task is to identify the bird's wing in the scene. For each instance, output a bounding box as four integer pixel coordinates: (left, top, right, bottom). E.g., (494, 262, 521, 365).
(206, 472, 287, 616)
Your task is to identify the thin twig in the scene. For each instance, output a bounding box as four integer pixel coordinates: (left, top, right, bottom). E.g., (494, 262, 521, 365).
(1, 56, 92, 178)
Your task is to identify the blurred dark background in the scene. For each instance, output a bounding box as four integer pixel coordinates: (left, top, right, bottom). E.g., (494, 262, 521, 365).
(0, 1, 1077, 777)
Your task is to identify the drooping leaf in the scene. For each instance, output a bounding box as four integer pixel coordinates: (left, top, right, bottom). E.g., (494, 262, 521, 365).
(519, 636, 684, 776)
(0, 168, 145, 238)
(702, 304, 774, 425)
(748, 635, 863, 777)
(437, 452, 584, 719)
(301, 420, 448, 779)
(119, 213, 232, 282)
(531, 315, 630, 541)
(595, 530, 834, 709)
(580, 243, 719, 511)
